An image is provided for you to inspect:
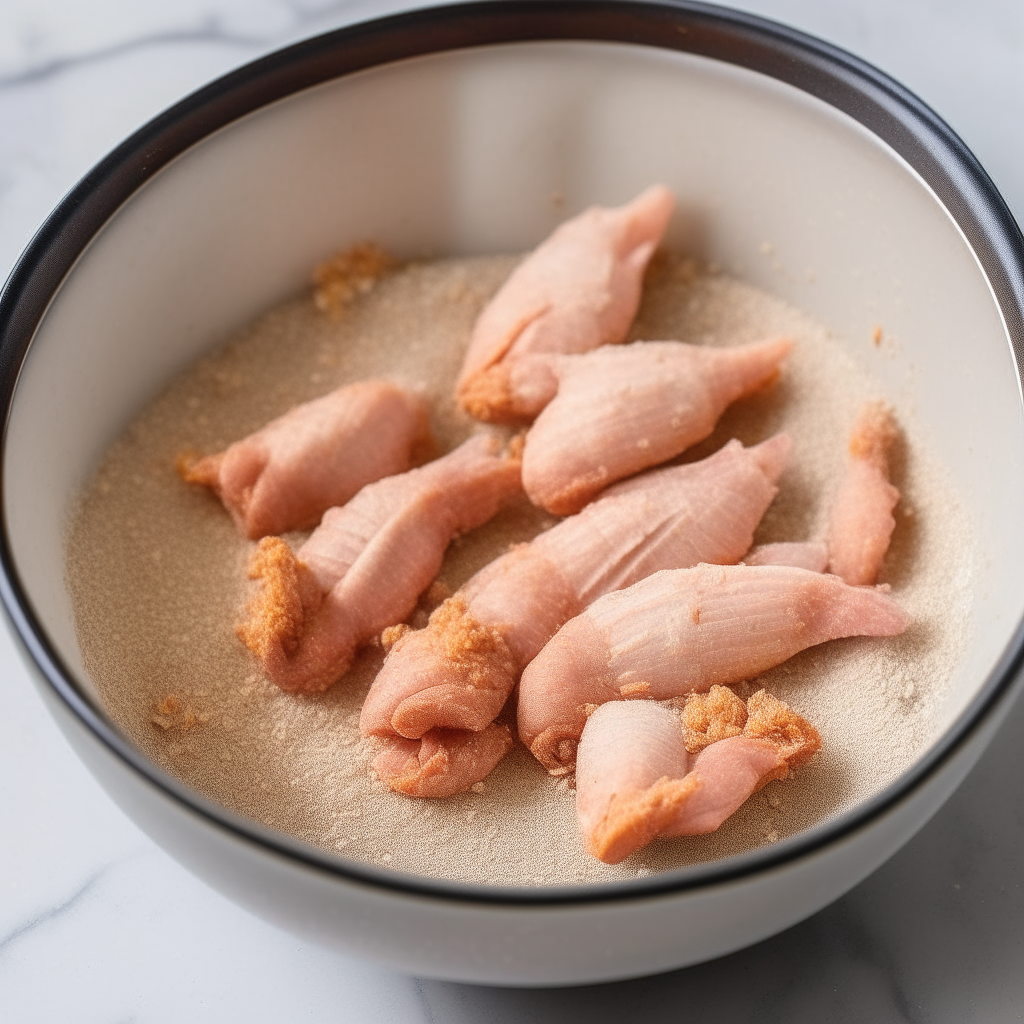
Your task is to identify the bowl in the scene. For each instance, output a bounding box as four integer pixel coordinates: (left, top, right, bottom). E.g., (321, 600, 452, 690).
(1, 0, 1023, 987)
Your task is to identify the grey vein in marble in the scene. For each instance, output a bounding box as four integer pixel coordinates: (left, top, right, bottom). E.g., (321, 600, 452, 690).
(0, 0, 426, 88)
(0, 859, 123, 959)
(0, 26, 266, 89)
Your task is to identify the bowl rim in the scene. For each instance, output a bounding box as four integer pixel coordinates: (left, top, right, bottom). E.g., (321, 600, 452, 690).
(1, 0, 1023, 909)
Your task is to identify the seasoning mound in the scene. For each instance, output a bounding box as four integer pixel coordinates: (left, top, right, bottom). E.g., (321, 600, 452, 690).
(65, 254, 974, 886)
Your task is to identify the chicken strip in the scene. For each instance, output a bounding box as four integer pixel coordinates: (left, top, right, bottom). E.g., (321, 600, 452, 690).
(360, 434, 790, 758)
(520, 562, 908, 773)
(456, 185, 675, 423)
(521, 338, 793, 514)
(372, 724, 515, 798)
(744, 541, 829, 572)
(576, 691, 820, 864)
(180, 379, 430, 539)
(238, 434, 522, 694)
(827, 402, 900, 585)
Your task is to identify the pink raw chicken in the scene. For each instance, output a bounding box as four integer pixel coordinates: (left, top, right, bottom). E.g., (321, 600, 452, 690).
(827, 402, 901, 585)
(744, 541, 829, 572)
(237, 433, 522, 694)
(576, 689, 821, 864)
(359, 434, 790, 796)
(180, 379, 430, 539)
(519, 562, 908, 773)
(456, 185, 675, 424)
(521, 338, 793, 514)
(372, 724, 514, 799)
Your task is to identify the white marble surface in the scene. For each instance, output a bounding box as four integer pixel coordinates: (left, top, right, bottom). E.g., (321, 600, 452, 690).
(1, 1, 1023, 1019)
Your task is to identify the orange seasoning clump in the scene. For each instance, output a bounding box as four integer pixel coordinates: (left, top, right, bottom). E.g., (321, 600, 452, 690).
(312, 242, 397, 316)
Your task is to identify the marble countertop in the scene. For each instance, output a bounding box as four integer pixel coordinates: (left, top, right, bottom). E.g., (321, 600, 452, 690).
(1, 1, 1022, 1020)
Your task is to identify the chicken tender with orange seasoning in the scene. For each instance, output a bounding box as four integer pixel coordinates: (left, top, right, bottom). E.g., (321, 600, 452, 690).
(827, 401, 901, 585)
(576, 691, 820, 864)
(519, 562, 908, 774)
(360, 435, 790, 800)
(521, 337, 792, 514)
(373, 724, 514, 798)
(180, 379, 430, 539)
(456, 185, 675, 423)
(238, 433, 522, 694)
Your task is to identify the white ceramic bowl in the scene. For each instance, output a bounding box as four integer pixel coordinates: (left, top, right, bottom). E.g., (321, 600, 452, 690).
(1, 0, 1023, 987)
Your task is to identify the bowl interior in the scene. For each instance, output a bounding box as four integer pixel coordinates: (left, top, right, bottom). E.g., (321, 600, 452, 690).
(5, 39, 1022, 821)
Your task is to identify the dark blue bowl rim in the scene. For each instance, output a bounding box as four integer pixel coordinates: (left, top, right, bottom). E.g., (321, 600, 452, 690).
(1, 0, 1022, 908)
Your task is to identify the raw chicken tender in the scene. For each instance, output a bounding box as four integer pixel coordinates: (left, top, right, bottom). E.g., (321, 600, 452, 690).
(522, 338, 793, 514)
(180, 379, 429, 539)
(238, 434, 521, 694)
(576, 690, 821, 863)
(744, 541, 829, 572)
(372, 724, 514, 799)
(360, 434, 790, 798)
(520, 562, 908, 773)
(456, 186, 675, 423)
(827, 402, 900, 585)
